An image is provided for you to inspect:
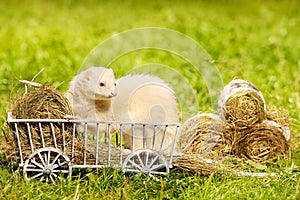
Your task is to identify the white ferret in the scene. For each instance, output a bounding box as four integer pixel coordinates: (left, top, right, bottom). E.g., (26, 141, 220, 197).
(66, 67, 179, 154)
(66, 67, 117, 133)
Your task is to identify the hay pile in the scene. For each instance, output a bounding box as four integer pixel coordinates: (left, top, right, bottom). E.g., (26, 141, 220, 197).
(7, 85, 93, 164)
(177, 113, 225, 156)
(172, 154, 256, 175)
(12, 86, 73, 119)
(266, 106, 291, 141)
(218, 79, 266, 129)
(172, 154, 220, 175)
(220, 79, 290, 162)
(232, 120, 289, 162)
(176, 79, 290, 172)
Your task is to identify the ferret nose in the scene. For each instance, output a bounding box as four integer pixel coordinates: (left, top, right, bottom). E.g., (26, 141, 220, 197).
(111, 91, 117, 97)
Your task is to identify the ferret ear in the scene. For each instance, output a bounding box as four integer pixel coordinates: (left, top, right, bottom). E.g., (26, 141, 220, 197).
(107, 68, 115, 77)
(83, 70, 92, 81)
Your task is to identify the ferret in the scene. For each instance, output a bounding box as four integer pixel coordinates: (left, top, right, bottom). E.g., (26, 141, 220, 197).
(66, 67, 179, 155)
(65, 67, 117, 134)
(113, 73, 179, 154)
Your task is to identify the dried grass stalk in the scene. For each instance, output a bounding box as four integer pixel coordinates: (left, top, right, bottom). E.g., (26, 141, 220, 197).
(172, 153, 277, 175)
(266, 106, 290, 141)
(232, 120, 289, 162)
(0, 124, 19, 163)
(7, 86, 93, 164)
(218, 79, 266, 130)
(172, 154, 219, 175)
(85, 142, 129, 166)
(177, 113, 225, 156)
(12, 86, 73, 119)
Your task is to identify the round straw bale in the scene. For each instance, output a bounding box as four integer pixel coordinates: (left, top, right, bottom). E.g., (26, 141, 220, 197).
(9, 86, 92, 164)
(221, 125, 239, 155)
(177, 113, 225, 156)
(218, 79, 266, 130)
(232, 120, 289, 162)
(12, 86, 73, 119)
(266, 106, 291, 141)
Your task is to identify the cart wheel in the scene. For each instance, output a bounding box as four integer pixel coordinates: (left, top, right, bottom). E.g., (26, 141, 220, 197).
(23, 147, 71, 184)
(122, 149, 169, 176)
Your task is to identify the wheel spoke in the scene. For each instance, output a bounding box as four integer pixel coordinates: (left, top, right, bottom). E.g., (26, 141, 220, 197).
(127, 159, 143, 171)
(24, 148, 71, 184)
(31, 159, 44, 169)
(123, 169, 141, 173)
(122, 149, 169, 176)
(137, 154, 145, 168)
(58, 160, 69, 167)
(52, 160, 69, 170)
(43, 151, 48, 165)
(47, 150, 51, 165)
(25, 168, 44, 172)
(51, 153, 61, 166)
(42, 151, 49, 166)
(145, 151, 149, 166)
(37, 151, 47, 167)
(150, 164, 166, 171)
(50, 174, 55, 184)
(150, 171, 168, 175)
(52, 173, 62, 180)
(148, 155, 159, 168)
(30, 172, 44, 180)
(52, 169, 70, 174)
(52, 164, 59, 169)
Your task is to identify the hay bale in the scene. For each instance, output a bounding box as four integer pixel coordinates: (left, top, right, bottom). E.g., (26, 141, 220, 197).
(218, 79, 266, 130)
(177, 113, 225, 156)
(12, 86, 73, 119)
(266, 106, 291, 141)
(232, 120, 289, 162)
(8, 86, 93, 164)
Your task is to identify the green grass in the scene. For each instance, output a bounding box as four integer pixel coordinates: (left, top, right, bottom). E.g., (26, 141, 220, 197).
(1, 0, 300, 199)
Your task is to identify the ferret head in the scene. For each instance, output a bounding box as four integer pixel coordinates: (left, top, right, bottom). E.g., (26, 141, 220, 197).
(78, 67, 117, 100)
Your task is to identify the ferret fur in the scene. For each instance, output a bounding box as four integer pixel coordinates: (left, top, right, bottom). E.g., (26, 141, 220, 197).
(66, 67, 179, 154)
(113, 74, 179, 154)
(66, 67, 117, 133)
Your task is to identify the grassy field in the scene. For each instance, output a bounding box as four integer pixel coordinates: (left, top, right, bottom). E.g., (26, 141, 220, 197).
(1, 0, 300, 199)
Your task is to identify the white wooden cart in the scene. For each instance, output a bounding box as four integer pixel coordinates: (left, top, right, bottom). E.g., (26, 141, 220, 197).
(7, 114, 181, 184)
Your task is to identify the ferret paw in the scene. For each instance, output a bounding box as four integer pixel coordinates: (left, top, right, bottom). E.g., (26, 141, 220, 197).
(64, 115, 80, 120)
(122, 149, 132, 155)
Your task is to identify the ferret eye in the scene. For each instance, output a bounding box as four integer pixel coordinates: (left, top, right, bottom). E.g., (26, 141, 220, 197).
(114, 83, 116, 86)
(99, 82, 105, 87)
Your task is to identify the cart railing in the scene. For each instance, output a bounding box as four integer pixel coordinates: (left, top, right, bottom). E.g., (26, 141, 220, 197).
(7, 114, 181, 171)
